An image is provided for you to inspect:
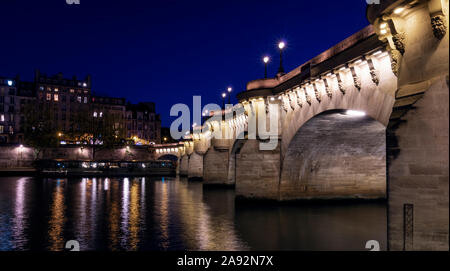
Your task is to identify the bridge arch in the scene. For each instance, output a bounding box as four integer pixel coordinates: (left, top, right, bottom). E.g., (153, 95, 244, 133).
(280, 52, 397, 158)
(279, 109, 386, 200)
(154, 145, 181, 160)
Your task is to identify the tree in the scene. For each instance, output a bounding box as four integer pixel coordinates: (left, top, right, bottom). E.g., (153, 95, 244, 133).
(21, 102, 59, 159)
(88, 111, 126, 159)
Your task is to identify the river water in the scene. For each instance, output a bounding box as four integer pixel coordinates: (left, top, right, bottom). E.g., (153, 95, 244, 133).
(0, 176, 387, 251)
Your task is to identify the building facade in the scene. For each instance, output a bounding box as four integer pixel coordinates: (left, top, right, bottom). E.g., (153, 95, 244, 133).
(126, 102, 161, 144)
(35, 70, 92, 134)
(0, 70, 162, 145)
(91, 95, 127, 139)
(0, 76, 18, 143)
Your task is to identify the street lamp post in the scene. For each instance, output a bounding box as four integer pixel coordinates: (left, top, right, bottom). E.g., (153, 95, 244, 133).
(263, 56, 270, 78)
(278, 42, 286, 76)
(222, 92, 226, 110)
(19, 144, 24, 162)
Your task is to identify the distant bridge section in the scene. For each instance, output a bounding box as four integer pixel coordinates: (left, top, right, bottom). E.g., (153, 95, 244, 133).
(153, 143, 183, 160)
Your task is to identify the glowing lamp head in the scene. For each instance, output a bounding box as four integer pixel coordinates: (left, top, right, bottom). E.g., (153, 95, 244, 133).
(263, 56, 270, 63)
(227, 87, 232, 93)
(278, 41, 285, 50)
(7, 80, 13, 86)
(222, 93, 226, 98)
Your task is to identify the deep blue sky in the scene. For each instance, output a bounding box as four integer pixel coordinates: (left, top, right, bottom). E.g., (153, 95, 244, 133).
(0, 0, 369, 126)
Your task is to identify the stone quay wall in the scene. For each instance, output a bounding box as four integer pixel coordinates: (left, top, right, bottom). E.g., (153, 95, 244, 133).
(0, 145, 156, 169)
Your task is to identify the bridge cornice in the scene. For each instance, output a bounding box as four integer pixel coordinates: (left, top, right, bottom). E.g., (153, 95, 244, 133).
(236, 88, 274, 101)
(237, 26, 386, 102)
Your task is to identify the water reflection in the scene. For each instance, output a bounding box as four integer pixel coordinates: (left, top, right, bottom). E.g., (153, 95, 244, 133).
(12, 178, 29, 250)
(48, 179, 65, 251)
(128, 180, 140, 250)
(175, 179, 246, 250)
(234, 203, 387, 250)
(0, 176, 387, 251)
(154, 178, 170, 249)
(108, 179, 120, 250)
(120, 178, 130, 249)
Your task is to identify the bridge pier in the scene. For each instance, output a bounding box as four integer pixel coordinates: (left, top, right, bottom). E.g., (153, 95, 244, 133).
(203, 139, 233, 186)
(235, 139, 281, 200)
(387, 76, 449, 251)
(368, 0, 449, 250)
(187, 152, 204, 180)
(179, 155, 189, 176)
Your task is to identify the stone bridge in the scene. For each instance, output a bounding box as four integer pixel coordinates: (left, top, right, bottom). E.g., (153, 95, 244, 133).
(177, 0, 448, 250)
(153, 143, 183, 160)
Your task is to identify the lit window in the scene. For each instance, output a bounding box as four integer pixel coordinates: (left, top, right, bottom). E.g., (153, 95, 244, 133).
(0, 114, 4, 122)
(70, 89, 75, 93)
(84, 97, 87, 103)
(54, 88, 59, 92)
(39, 86, 44, 91)
(93, 112, 98, 117)
(77, 96, 82, 103)
(0, 125, 3, 133)
(83, 82, 87, 87)
(54, 94, 59, 101)
(47, 94, 51, 101)
(7, 80, 13, 86)
(99, 112, 103, 118)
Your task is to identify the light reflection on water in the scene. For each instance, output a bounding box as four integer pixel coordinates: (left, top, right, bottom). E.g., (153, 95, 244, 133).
(0, 176, 387, 251)
(11, 178, 29, 250)
(48, 180, 65, 251)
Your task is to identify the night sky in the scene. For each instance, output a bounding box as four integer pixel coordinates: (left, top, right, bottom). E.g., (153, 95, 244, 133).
(0, 0, 369, 126)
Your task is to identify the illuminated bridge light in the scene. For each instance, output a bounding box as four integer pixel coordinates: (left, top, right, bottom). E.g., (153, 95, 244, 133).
(394, 7, 404, 14)
(346, 110, 366, 117)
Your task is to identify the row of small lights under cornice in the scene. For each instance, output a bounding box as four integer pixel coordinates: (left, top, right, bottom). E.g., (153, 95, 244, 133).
(266, 49, 389, 102)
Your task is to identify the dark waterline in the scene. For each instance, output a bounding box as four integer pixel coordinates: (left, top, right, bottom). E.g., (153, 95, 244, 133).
(0, 177, 387, 251)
